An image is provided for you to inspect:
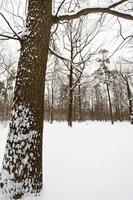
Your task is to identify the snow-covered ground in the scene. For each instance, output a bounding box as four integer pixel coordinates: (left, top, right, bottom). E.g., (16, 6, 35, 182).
(0, 121, 133, 200)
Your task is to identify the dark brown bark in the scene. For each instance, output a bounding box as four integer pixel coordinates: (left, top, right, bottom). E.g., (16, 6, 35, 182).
(68, 42, 73, 127)
(68, 64, 73, 127)
(57, 2, 133, 22)
(1, 0, 52, 198)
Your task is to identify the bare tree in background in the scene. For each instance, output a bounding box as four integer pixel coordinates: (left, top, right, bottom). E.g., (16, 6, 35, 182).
(115, 60, 133, 124)
(98, 49, 114, 124)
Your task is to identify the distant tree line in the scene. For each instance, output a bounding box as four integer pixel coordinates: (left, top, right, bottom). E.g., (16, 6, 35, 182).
(0, 51, 132, 127)
(44, 50, 133, 125)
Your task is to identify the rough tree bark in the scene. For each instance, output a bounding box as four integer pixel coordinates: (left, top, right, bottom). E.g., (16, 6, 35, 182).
(0, 0, 52, 198)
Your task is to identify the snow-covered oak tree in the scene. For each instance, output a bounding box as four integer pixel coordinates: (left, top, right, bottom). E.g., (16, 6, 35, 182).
(0, 0, 133, 198)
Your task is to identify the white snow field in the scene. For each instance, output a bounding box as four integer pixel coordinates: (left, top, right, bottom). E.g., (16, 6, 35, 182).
(0, 121, 133, 200)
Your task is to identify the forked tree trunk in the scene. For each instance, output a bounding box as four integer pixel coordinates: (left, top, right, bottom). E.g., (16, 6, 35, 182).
(0, 0, 52, 199)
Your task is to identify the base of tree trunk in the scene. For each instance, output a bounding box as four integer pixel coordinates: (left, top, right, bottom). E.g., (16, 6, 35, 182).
(0, 104, 43, 199)
(0, 175, 42, 199)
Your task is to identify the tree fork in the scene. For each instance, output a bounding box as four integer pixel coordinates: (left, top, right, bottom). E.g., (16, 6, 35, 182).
(0, 0, 52, 198)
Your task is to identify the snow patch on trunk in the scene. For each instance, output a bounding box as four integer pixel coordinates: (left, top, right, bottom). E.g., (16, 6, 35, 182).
(0, 104, 39, 199)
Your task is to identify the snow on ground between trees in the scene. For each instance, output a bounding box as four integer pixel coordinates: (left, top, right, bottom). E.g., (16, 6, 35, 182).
(0, 121, 133, 200)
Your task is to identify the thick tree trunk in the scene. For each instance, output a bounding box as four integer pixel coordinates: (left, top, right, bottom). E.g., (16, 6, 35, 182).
(0, 0, 52, 199)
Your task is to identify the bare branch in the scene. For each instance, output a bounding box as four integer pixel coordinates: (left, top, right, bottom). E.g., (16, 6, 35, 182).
(49, 47, 71, 63)
(0, 34, 19, 40)
(108, 0, 128, 9)
(55, 0, 66, 16)
(0, 12, 21, 41)
(56, 7, 133, 22)
(108, 34, 133, 58)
